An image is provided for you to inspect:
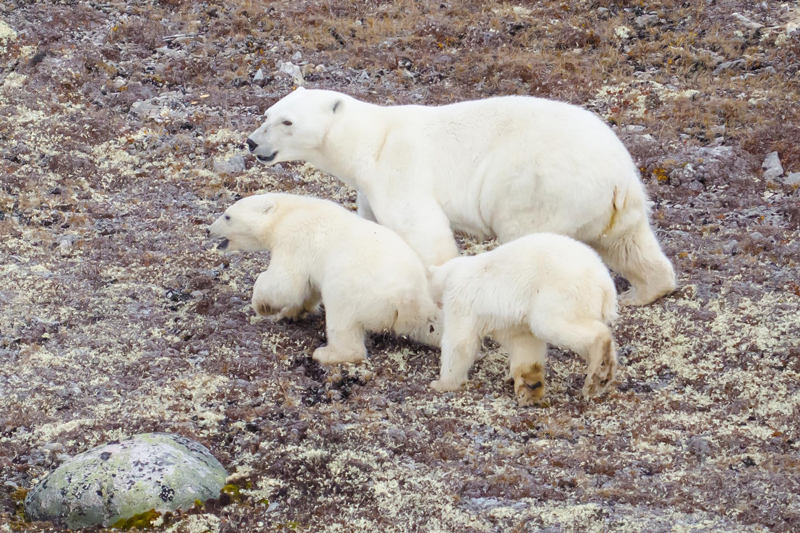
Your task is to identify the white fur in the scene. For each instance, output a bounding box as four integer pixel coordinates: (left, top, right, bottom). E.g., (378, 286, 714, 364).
(208, 193, 440, 364)
(428, 233, 619, 405)
(248, 88, 676, 306)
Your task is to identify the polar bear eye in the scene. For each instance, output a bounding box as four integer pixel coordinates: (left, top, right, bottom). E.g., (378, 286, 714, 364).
(224, 215, 230, 221)
(282, 120, 292, 126)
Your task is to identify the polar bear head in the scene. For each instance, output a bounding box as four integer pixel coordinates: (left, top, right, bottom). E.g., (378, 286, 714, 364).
(208, 194, 279, 252)
(246, 87, 345, 165)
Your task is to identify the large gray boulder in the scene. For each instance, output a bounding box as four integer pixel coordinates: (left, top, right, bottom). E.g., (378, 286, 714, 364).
(24, 433, 227, 529)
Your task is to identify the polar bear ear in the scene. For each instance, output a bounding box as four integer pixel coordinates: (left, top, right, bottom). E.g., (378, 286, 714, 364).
(332, 100, 341, 114)
(264, 201, 276, 214)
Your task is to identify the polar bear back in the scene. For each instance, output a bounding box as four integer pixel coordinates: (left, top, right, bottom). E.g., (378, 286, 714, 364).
(356, 95, 645, 242)
(267, 194, 430, 294)
(439, 233, 618, 325)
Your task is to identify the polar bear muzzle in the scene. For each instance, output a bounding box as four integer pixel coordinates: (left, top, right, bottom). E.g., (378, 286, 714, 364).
(256, 150, 278, 163)
(216, 238, 229, 250)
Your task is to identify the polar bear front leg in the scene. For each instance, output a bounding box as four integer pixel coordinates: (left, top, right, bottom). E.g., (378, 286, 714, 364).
(275, 290, 322, 321)
(356, 191, 377, 222)
(313, 304, 368, 365)
(373, 195, 459, 267)
(251, 260, 310, 319)
(430, 309, 480, 393)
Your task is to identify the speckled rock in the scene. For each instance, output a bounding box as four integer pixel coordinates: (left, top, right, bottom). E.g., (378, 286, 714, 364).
(24, 433, 227, 530)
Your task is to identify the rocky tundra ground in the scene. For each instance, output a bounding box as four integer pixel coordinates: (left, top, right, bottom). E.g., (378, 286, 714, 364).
(1, 1, 799, 532)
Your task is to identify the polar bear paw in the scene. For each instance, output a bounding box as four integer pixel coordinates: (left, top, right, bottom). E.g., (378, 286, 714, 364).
(582, 352, 617, 398)
(276, 306, 306, 322)
(619, 288, 647, 307)
(254, 301, 280, 317)
(430, 378, 465, 392)
(513, 363, 547, 407)
(313, 346, 366, 365)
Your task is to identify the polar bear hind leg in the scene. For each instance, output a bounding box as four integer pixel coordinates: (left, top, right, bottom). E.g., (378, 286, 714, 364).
(494, 328, 548, 407)
(529, 317, 617, 399)
(596, 217, 676, 306)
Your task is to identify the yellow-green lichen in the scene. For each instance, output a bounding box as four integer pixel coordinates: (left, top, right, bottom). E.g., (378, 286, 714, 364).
(112, 509, 161, 530)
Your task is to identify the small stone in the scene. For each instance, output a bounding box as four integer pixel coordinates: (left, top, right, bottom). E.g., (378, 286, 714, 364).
(24, 433, 227, 530)
(722, 239, 739, 255)
(713, 59, 745, 75)
(634, 14, 660, 28)
(785, 172, 800, 187)
(130, 100, 160, 119)
(301, 63, 315, 76)
(313, 64, 327, 73)
(732, 12, 763, 30)
(762, 151, 784, 182)
(749, 231, 764, 241)
(191, 290, 203, 299)
(213, 155, 246, 175)
(385, 427, 407, 448)
(253, 68, 264, 82)
(42, 442, 65, 453)
(291, 51, 302, 61)
(59, 240, 72, 257)
(276, 61, 303, 85)
(687, 435, 713, 458)
(709, 125, 726, 137)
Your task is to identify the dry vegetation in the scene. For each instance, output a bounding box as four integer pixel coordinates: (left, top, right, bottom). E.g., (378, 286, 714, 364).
(1, 0, 799, 532)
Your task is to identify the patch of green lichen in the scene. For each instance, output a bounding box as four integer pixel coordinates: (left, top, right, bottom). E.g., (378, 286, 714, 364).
(220, 484, 242, 503)
(11, 488, 28, 521)
(111, 509, 161, 530)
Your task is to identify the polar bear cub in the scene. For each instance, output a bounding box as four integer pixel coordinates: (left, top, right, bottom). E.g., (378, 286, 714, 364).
(428, 233, 618, 406)
(246, 88, 675, 307)
(208, 193, 441, 364)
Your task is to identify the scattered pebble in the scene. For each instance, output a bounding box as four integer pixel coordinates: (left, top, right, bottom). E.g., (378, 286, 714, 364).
(213, 155, 246, 175)
(634, 14, 660, 29)
(713, 59, 745, 75)
(762, 151, 784, 182)
(276, 61, 304, 85)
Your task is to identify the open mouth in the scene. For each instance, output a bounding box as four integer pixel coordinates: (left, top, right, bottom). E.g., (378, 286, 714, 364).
(256, 151, 278, 163)
(216, 238, 229, 250)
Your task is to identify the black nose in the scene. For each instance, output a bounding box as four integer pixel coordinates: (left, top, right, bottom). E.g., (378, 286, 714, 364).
(246, 138, 258, 152)
(205, 228, 210, 237)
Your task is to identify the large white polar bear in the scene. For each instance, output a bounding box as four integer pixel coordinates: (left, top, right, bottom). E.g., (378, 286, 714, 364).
(428, 233, 619, 406)
(246, 88, 676, 306)
(208, 193, 441, 364)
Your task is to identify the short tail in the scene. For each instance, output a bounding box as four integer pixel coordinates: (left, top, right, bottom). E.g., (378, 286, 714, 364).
(603, 174, 649, 239)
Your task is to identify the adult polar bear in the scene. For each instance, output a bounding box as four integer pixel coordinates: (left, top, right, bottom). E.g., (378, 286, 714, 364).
(246, 88, 676, 306)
